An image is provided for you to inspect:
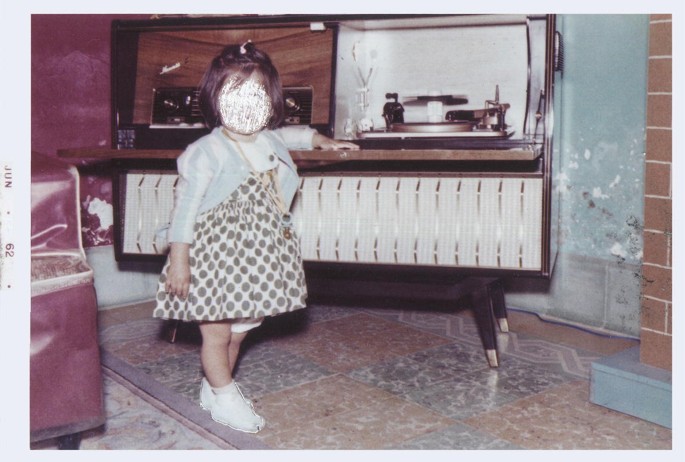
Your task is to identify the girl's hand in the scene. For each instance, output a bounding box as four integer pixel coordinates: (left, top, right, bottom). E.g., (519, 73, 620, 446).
(165, 243, 191, 299)
(312, 133, 359, 150)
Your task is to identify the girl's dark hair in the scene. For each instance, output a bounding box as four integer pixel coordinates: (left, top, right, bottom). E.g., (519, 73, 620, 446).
(198, 42, 285, 129)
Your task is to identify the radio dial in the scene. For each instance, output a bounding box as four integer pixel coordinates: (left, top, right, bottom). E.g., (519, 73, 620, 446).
(285, 96, 300, 112)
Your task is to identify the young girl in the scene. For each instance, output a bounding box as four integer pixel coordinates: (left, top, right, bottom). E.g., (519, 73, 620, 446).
(153, 41, 357, 433)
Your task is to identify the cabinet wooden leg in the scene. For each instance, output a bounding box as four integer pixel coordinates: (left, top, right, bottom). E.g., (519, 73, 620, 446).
(164, 320, 180, 343)
(485, 349, 499, 368)
(471, 283, 499, 368)
(488, 279, 509, 333)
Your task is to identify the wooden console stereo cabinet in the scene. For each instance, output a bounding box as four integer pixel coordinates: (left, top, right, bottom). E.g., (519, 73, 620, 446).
(59, 14, 562, 367)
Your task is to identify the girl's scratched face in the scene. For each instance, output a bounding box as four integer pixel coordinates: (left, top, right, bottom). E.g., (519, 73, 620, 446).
(218, 76, 273, 135)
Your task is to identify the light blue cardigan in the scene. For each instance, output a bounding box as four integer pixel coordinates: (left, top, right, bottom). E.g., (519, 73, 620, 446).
(165, 126, 316, 244)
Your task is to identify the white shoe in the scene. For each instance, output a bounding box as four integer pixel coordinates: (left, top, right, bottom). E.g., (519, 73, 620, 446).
(200, 377, 254, 408)
(199, 378, 265, 433)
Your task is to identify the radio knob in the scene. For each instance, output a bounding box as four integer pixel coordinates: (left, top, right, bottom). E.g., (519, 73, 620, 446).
(163, 98, 179, 110)
(285, 96, 300, 112)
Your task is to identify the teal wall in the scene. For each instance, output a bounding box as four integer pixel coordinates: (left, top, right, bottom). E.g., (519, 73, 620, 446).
(558, 14, 649, 263)
(506, 15, 650, 336)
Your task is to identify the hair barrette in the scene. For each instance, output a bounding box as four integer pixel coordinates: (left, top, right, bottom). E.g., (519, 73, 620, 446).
(240, 40, 252, 55)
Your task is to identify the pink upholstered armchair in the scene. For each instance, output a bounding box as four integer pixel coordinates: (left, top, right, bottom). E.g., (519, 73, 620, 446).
(30, 153, 104, 449)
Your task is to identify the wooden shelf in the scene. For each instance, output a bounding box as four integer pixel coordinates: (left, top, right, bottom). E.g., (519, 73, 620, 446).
(57, 147, 540, 164)
(57, 148, 182, 159)
(290, 149, 540, 162)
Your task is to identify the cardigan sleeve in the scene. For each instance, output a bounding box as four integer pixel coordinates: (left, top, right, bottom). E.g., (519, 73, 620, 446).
(273, 126, 317, 149)
(167, 145, 216, 244)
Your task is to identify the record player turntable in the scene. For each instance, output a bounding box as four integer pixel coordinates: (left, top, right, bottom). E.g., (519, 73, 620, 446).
(362, 86, 513, 139)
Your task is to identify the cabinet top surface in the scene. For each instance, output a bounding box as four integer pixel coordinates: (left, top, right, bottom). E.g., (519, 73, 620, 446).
(57, 147, 540, 163)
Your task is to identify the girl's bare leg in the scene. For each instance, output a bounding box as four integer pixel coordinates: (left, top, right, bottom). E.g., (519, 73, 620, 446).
(198, 321, 233, 387)
(198, 321, 263, 432)
(228, 331, 248, 374)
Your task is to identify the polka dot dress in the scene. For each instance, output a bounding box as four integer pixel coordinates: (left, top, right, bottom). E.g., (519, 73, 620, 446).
(154, 172, 307, 322)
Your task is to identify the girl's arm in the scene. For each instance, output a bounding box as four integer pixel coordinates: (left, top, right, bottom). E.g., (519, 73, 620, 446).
(311, 132, 359, 150)
(165, 242, 191, 299)
(274, 126, 359, 150)
(165, 144, 216, 299)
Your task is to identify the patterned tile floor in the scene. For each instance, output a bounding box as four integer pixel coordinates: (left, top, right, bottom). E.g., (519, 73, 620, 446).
(34, 299, 671, 451)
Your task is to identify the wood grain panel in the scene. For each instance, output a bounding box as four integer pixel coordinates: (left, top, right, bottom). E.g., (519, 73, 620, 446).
(133, 27, 334, 125)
